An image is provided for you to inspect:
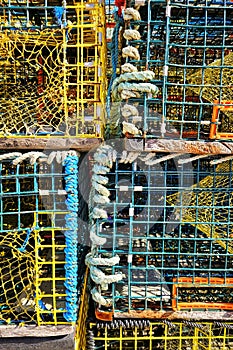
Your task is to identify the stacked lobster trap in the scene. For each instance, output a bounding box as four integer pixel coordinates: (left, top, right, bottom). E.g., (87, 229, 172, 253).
(0, 0, 106, 138)
(107, 0, 233, 140)
(0, 150, 85, 327)
(86, 0, 233, 348)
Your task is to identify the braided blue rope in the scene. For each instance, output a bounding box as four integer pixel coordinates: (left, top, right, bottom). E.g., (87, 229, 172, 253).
(63, 154, 79, 322)
(18, 228, 33, 253)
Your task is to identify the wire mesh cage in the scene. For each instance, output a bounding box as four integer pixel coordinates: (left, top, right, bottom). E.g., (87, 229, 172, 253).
(108, 0, 233, 140)
(87, 146, 233, 319)
(0, 0, 106, 138)
(0, 151, 85, 326)
(87, 321, 233, 350)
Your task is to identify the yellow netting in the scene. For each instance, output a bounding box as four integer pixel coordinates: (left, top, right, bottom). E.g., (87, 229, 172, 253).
(187, 52, 233, 103)
(0, 30, 66, 135)
(167, 161, 233, 254)
(0, 230, 36, 323)
(0, 1, 106, 137)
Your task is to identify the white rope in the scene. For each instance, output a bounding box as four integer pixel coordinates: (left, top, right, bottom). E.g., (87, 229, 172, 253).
(92, 207, 108, 219)
(92, 174, 109, 185)
(92, 182, 110, 197)
(12, 151, 47, 165)
(94, 152, 112, 167)
(0, 152, 22, 162)
(90, 225, 107, 246)
(119, 150, 128, 163)
(178, 154, 209, 165)
(91, 287, 112, 306)
(85, 253, 120, 266)
(112, 71, 155, 88)
(210, 155, 233, 165)
(113, 82, 158, 101)
(124, 152, 141, 164)
(123, 8, 141, 21)
(121, 104, 139, 118)
(145, 153, 184, 165)
(122, 121, 141, 136)
(93, 194, 110, 204)
(121, 63, 138, 73)
(122, 46, 140, 60)
(93, 163, 111, 175)
(90, 266, 125, 286)
(139, 152, 156, 162)
(123, 29, 141, 40)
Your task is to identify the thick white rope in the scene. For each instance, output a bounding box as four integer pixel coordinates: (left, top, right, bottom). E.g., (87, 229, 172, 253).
(123, 8, 141, 21)
(90, 266, 125, 287)
(122, 46, 140, 60)
(92, 207, 108, 219)
(91, 287, 112, 306)
(85, 253, 120, 266)
(90, 224, 107, 246)
(121, 104, 139, 118)
(123, 29, 141, 40)
(121, 63, 138, 73)
(122, 121, 141, 136)
(0, 152, 22, 162)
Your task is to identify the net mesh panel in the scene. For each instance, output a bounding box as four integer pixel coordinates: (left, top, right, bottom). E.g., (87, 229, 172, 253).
(91, 155, 233, 316)
(0, 0, 106, 137)
(90, 322, 233, 350)
(0, 156, 79, 325)
(167, 160, 233, 254)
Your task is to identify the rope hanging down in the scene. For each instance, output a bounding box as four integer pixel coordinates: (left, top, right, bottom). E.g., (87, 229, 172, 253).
(63, 153, 79, 322)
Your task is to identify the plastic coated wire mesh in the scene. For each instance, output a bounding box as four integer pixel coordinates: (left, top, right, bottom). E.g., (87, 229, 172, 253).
(89, 154, 233, 317)
(0, 0, 106, 138)
(88, 321, 233, 350)
(115, 0, 233, 140)
(0, 154, 82, 325)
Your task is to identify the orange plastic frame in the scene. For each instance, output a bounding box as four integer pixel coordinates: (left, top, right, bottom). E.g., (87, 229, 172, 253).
(209, 100, 233, 139)
(172, 277, 233, 311)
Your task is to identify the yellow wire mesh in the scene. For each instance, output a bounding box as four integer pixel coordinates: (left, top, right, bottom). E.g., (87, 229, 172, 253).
(0, 0, 106, 138)
(90, 321, 233, 350)
(167, 161, 233, 254)
(0, 159, 76, 325)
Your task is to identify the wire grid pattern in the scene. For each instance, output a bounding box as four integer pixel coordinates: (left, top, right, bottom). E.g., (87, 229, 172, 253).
(0, 156, 79, 325)
(0, 0, 106, 137)
(92, 156, 233, 315)
(119, 0, 233, 140)
(89, 321, 233, 350)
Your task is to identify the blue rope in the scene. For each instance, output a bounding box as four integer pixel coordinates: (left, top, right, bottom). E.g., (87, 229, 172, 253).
(63, 154, 79, 322)
(18, 228, 33, 253)
(53, 6, 64, 26)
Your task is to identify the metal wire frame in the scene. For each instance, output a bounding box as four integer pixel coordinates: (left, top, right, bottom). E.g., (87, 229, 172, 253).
(0, 154, 83, 325)
(88, 321, 233, 350)
(120, 0, 233, 140)
(90, 155, 233, 318)
(0, 0, 107, 138)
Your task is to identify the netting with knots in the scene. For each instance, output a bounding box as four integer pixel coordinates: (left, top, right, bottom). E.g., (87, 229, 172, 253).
(0, 29, 73, 135)
(167, 161, 233, 254)
(0, 230, 36, 323)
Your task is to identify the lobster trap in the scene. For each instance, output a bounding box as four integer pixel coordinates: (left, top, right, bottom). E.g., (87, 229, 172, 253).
(0, 151, 85, 326)
(0, 0, 106, 138)
(109, 0, 233, 140)
(87, 146, 233, 320)
(87, 321, 233, 350)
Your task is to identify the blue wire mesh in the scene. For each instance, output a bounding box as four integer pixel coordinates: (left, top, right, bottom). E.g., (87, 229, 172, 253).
(91, 155, 233, 316)
(116, 0, 233, 140)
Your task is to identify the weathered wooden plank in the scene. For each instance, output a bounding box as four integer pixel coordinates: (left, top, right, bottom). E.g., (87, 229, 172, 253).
(0, 138, 102, 152)
(0, 325, 74, 338)
(125, 138, 233, 154)
(115, 310, 233, 320)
